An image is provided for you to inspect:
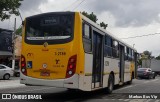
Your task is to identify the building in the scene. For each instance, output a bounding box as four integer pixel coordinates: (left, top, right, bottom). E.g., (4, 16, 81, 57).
(0, 28, 13, 66)
(15, 35, 22, 59)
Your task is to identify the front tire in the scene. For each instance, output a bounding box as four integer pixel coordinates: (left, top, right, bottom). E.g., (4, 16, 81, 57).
(3, 74, 10, 80)
(153, 75, 155, 79)
(107, 74, 114, 94)
(128, 73, 133, 84)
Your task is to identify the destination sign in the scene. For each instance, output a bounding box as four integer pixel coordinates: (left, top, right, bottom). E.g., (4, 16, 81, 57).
(41, 17, 59, 26)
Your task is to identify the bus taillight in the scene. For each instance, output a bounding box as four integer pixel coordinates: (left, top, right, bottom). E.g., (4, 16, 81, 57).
(66, 55, 77, 78)
(21, 55, 27, 75)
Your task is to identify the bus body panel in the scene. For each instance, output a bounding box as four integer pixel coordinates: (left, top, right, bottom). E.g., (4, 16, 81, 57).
(130, 61, 135, 80)
(22, 43, 77, 79)
(81, 53, 93, 91)
(103, 57, 120, 85)
(124, 61, 131, 82)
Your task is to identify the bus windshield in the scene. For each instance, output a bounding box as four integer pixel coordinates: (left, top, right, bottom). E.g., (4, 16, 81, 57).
(25, 14, 74, 42)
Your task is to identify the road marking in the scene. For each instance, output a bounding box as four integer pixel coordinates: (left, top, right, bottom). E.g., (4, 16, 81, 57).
(145, 99, 152, 102)
(144, 81, 150, 83)
(114, 79, 159, 91)
(151, 79, 158, 81)
(0, 80, 19, 82)
(155, 100, 160, 102)
(119, 85, 133, 89)
(0, 80, 25, 89)
(114, 85, 133, 91)
(124, 99, 130, 101)
(14, 87, 56, 93)
(154, 81, 160, 83)
(129, 99, 148, 102)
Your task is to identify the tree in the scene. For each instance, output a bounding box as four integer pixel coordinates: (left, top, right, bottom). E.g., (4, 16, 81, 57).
(142, 50, 152, 59)
(81, 11, 108, 29)
(15, 26, 22, 35)
(100, 22, 108, 29)
(81, 11, 98, 23)
(0, 0, 23, 21)
(138, 59, 142, 66)
(156, 55, 160, 60)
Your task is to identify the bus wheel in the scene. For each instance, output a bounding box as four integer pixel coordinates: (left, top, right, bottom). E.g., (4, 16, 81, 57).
(128, 77, 133, 84)
(107, 74, 114, 94)
(128, 73, 133, 84)
(153, 75, 155, 79)
(128, 78, 132, 84)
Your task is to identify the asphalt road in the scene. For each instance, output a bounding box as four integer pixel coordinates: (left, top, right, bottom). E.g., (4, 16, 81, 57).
(0, 76, 160, 102)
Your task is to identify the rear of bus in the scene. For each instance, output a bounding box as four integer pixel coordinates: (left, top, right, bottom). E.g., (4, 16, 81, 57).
(20, 12, 84, 89)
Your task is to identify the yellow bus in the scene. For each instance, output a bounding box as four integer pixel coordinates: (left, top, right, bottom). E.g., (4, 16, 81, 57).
(20, 12, 138, 93)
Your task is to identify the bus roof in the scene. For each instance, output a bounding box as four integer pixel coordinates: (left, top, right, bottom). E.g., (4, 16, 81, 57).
(79, 12, 137, 52)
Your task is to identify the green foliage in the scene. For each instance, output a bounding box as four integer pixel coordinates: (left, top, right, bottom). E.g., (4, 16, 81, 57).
(81, 11, 108, 29)
(15, 26, 22, 35)
(100, 22, 108, 29)
(142, 50, 152, 59)
(138, 59, 142, 65)
(143, 50, 151, 55)
(156, 55, 160, 60)
(82, 11, 98, 23)
(0, 0, 23, 21)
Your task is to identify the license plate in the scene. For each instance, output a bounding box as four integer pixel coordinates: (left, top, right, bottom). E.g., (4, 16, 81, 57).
(40, 72, 50, 76)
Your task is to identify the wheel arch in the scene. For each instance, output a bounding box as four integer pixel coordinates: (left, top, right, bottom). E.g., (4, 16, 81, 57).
(132, 71, 134, 79)
(109, 71, 115, 85)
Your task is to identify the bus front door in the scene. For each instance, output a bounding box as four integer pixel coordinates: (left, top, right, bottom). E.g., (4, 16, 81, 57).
(92, 32, 103, 89)
(119, 45, 125, 84)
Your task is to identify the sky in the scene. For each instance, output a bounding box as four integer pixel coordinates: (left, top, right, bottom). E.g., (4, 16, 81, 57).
(0, 0, 160, 57)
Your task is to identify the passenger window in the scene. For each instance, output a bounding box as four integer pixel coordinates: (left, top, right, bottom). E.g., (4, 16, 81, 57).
(128, 48, 132, 61)
(104, 35, 112, 57)
(83, 23, 91, 39)
(113, 40, 118, 50)
(82, 22, 92, 53)
(125, 46, 128, 60)
(112, 40, 119, 58)
(132, 50, 134, 60)
(105, 35, 112, 46)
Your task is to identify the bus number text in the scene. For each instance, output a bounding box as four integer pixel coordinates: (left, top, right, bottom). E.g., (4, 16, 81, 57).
(55, 52, 66, 56)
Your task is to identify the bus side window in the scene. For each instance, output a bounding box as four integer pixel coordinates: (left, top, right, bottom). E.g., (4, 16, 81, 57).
(104, 35, 112, 57)
(83, 23, 91, 39)
(127, 47, 130, 61)
(125, 46, 128, 60)
(82, 22, 92, 53)
(132, 50, 134, 61)
(128, 48, 133, 61)
(112, 40, 119, 58)
(129, 49, 132, 61)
